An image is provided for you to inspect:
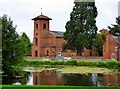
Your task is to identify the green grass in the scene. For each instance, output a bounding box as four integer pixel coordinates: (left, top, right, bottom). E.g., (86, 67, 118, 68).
(20, 59, 120, 71)
(58, 66, 112, 74)
(1, 85, 119, 89)
(23, 65, 118, 74)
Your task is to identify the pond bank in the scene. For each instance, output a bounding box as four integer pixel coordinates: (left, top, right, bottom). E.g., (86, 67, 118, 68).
(23, 65, 119, 74)
(20, 59, 120, 71)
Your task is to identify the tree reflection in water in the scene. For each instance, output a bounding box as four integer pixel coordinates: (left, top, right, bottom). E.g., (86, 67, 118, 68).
(33, 70, 64, 85)
(32, 70, 120, 86)
(2, 70, 120, 86)
(2, 71, 30, 85)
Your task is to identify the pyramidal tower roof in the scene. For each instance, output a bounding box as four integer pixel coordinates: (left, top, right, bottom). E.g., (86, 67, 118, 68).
(32, 14, 52, 21)
(32, 9, 52, 21)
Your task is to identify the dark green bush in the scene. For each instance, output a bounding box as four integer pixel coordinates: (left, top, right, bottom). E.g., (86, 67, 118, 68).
(50, 61, 64, 65)
(44, 61, 51, 65)
(66, 60, 77, 65)
(51, 61, 57, 65)
(56, 61, 64, 65)
(77, 61, 84, 66)
(88, 62, 98, 67)
(106, 61, 119, 69)
(97, 62, 106, 67)
(19, 60, 28, 66)
(20, 59, 120, 71)
(77, 61, 90, 66)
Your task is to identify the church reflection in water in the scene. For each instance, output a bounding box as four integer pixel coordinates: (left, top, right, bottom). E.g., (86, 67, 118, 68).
(102, 73, 120, 86)
(32, 70, 120, 86)
(33, 70, 64, 85)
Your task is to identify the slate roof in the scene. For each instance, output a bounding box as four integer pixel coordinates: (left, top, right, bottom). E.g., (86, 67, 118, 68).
(50, 31, 64, 38)
(112, 36, 120, 45)
(118, 36, 120, 45)
(32, 14, 52, 21)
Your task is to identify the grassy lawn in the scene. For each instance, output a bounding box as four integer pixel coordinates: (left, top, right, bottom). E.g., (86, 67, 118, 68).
(58, 66, 113, 74)
(21, 59, 120, 73)
(1, 85, 119, 89)
(23, 66, 116, 74)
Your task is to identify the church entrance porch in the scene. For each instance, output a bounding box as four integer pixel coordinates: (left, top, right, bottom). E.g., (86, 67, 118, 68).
(44, 45, 56, 56)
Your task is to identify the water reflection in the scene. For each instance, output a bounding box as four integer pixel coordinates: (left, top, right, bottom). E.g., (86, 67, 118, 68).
(32, 70, 120, 86)
(102, 74, 120, 86)
(2, 70, 120, 86)
(33, 70, 64, 85)
(2, 72, 30, 85)
(63, 74, 96, 86)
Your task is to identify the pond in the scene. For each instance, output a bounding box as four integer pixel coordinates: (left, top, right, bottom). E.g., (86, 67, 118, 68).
(2, 69, 120, 86)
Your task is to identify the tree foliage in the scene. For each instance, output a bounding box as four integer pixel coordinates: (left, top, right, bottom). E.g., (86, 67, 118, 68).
(0, 17, 2, 58)
(19, 32, 32, 56)
(1, 15, 25, 76)
(0, 17, 2, 50)
(94, 29, 109, 56)
(64, 1, 98, 56)
(108, 16, 120, 36)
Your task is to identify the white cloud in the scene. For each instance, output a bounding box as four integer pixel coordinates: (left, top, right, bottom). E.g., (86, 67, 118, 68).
(96, 0, 119, 31)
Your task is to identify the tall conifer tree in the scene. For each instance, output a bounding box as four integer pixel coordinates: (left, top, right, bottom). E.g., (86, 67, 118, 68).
(64, 0, 98, 56)
(2, 15, 25, 75)
(108, 16, 120, 36)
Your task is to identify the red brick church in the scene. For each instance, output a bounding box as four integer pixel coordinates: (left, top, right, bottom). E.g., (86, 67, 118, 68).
(32, 14, 76, 57)
(32, 14, 96, 57)
(103, 34, 120, 61)
(31, 13, 120, 61)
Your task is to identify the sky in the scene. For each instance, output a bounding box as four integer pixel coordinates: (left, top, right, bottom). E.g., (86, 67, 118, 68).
(0, 0, 119, 42)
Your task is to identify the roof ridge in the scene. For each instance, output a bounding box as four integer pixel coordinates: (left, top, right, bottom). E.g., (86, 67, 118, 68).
(49, 31, 64, 37)
(32, 14, 52, 20)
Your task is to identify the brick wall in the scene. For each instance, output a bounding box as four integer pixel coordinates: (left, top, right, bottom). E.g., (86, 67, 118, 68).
(103, 35, 119, 61)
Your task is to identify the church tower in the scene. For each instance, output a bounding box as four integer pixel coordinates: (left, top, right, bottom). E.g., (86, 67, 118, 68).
(32, 13, 52, 57)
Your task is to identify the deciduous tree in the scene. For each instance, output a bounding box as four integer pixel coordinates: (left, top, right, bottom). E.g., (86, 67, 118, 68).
(94, 29, 109, 56)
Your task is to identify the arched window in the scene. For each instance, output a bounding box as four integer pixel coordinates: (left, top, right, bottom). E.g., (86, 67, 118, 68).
(35, 50, 38, 57)
(47, 50, 49, 56)
(36, 24, 38, 29)
(36, 33, 38, 35)
(43, 23, 46, 29)
(35, 37, 38, 45)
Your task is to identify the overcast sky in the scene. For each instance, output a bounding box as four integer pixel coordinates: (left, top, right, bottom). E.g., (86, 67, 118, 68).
(0, 0, 119, 42)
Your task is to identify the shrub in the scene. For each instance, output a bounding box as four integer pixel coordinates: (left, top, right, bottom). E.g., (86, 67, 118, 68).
(88, 62, 98, 67)
(51, 61, 57, 65)
(44, 61, 51, 65)
(77, 61, 84, 66)
(56, 61, 64, 65)
(97, 62, 106, 67)
(66, 60, 77, 65)
(50, 61, 64, 65)
(19, 60, 28, 66)
(77, 61, 90, 66)
(106, 61, 119, 69)
(20, 59, 120, 71)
